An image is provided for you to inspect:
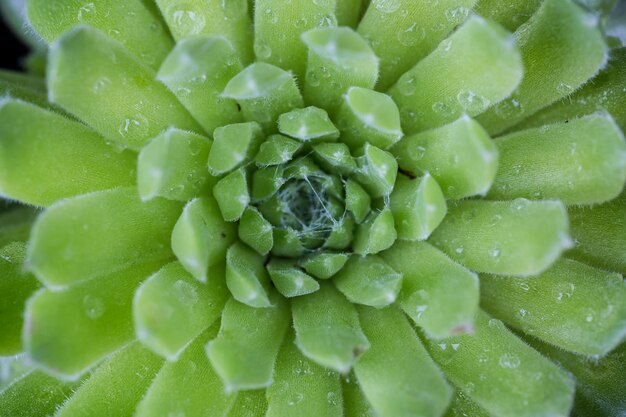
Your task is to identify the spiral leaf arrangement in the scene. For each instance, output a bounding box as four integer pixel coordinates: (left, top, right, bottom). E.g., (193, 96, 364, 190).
(0, 0, 626, 416)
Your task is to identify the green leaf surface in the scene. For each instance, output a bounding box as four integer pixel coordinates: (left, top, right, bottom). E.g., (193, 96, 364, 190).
(135, 324, 237, 417)
(137, 128, 214, 202)
(424, 311, 575, 417)
(333, 255, 402, 308)
(206, 296, 289, 392)
(382, 241, 479, 339)
(0, 370, 82, 417)
(389, 16, 523, 134)
(489, 114, 626, 205)
(278, 106, 340, 143)
(474, 0, 542, 31)
(292, 282, 370, 373)
(0, 100, 136, 207)
(303, 27, 378, 115)
(389, 173, 447, 240)
(171, 196, 237, 282)
(213, 168, 250, 222)
(54, 342, 164, 417)
(482, 258, 626, 356)
(342, 373, 377, 417)
(24, 262, 162, 378)
(477, 0, 608, 134)
(254, 0, 337, 80)
(357, 0, 478, 90)
(155, 0, 253, 63)
(266, 332, 343, 417)
(336, 87, 402, 150)
(28, 187, 181, 287)
(29, 0, 173, 69)
(267, 259, 320, 298)
(355, 305, 452, 417)
(0, 242, 40, 355)
(392, 116, 499, 200)
(227, 390, 268, 417)
(133, 262, 228, 359)
(47, 25, 200, 150)
(225, 241, 272, 308)
(157, 35, 244, 134)
(353, 143, 398, 198)
(255, 134, 303, 167)
(238, 207, 274, 255)
(567, 192, 626, 274)
(299, 251, 349, 280)
(208, 122, 264, 175)
(353, 207, 397, 255)
(429, 199, 570, 276)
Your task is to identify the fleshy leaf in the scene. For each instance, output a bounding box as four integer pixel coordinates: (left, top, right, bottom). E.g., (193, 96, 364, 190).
(389, 173, 447, 240)
(357, 0, 479, 90)
(0, 99, 136, 207)
(0, 242, 40, 355)
(382, 241, 479, 339)
(333, 255, 402, 308)
(481, 258, 626, 356)
(225, 241, 272, 308)
(567, 193, 626, 274)
(389, 16, 523, 134)
(238, 207, 274, 256)
(155, 0, 253, 63)
(29, 0, 173, 69)
(313, 142, 357, 175)
(206, 296, 289, 392)
(477, 0, 608, 134)
(0, 369, 82, 417)
(343, 373, 377, 417)
(489, 114, 626, 205)
(353, 207, 397, 255)
(292, 282, 370, 373)
(278, 106, 340, 143)
(24, 262, 162, 378)
(353, 143, 398, 198)
(227, 390, 268, 417)
(254, 0, 337, 80)
(133, 262, 228, 359)
(392, 116, 499, 199)
(424, 311, 575, 417)
(28, 187, 181, 287)
(473, 0, 542, 31)
(251, 166, 285, 202)
(208, 122, 264, 175)
(135, 324, 237, 417)
(299, 252, 349, 280)
(47, 25, 200, 150)
(267, 258, 320, 298)
(336, 87, 403, 150)
(266, 332, 343, 417)
(302, 27, 379, 115)
(429, 199, 570, 276)
(354, 305, 452, 417)
(157, 35, 244, 135)
(222, 62, 304, 132)
(345, 179, 371, 224)
(137, 128, 214, 202)
(514, 47, 626, 133)
(255, 134, 303, 166)
(54, 342, 164, 417)
(213, 167, 250, 222)
(171, 196, 237, 282)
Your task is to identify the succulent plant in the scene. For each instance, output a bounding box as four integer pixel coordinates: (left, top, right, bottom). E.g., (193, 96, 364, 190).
(1, 0, 626, 416)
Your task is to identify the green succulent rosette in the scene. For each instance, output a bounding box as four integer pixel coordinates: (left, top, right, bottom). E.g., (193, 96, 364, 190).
(1, 0, 626, 416)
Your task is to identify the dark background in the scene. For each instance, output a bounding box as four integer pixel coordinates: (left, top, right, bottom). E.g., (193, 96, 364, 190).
(0, 16, 29, 71)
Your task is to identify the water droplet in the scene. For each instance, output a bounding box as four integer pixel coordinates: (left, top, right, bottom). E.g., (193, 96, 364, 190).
(288, 392, 304, 406)
(499, 353, 521, 369)
(263, 7, 279, 24)
(254, 41, 272, 59)
(118, 114, 149, 138)
(173, 279, 199, 303)
(489, 246, 501, 258)
(519, 308, 527, 317)
(556, 82, 574, 96)
(494, 98, 524, 119)
(294, 17, 308, 28)
(445, 7, 469, 24)
(396, 23, 425, 47)
(457, 90, 490, 113)
(176, 87, 191, 97)
(455, 246, 464, 254)
(518, 282, 530, 291)
(375, 0, 401, 14)
(83, 295, 105, 319)
(488, 214, 502, 227)
(327, 391, 338, 406)
(431, 101, 454, 116)
(409, 145, 426, 161)
(170, 8, 207, 35)
(77, 3, 96, 21)
(512, 198, 529, 210)
(92, 77, 112, 93)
